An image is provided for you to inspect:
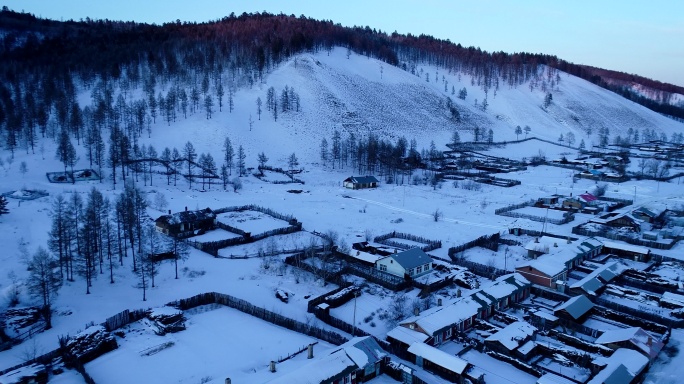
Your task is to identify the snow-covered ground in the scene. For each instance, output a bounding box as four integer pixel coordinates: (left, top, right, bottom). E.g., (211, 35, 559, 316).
(86, 305, 332, 384)
(0, 46, 683, 382)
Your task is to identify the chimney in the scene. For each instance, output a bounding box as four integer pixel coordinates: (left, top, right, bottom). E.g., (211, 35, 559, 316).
(168, 209, 171, 215)
(647, 337, 653, 347)
(553, 242, 558, 247)
(437, 298, 443, 306)
(225, 379, 231, 384)
(414, 307, 420, 316)
(456, 289, 462, 298)
(394, 248, 398, 254)
(567, 237, 571, 244)
(185, 206, 188, 211)
(307, 343, 314, 359)
(270, 361, 276, 373)
(535, 237, 539, 243)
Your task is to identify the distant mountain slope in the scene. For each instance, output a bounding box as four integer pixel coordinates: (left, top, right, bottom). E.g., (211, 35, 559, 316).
(135, 47, 683, 168)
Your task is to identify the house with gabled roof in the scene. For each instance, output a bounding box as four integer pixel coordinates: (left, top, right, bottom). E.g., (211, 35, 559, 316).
(343, 176, 379, 189)
(588, 348, 649, 384)
(265, 336, 387, 384)
(155, 207, 216, 238)
(516, 236, 603, 289)
(594, 327, 664, 361)
(554, 294, 594, 324)
(568, 261, 625, 297)
(375, 248, 433, 279)
(484, 321, 537, 357)
(590, 211, 641, 232)
(389, 273, 530, 348)
(407, 342, 471, 384)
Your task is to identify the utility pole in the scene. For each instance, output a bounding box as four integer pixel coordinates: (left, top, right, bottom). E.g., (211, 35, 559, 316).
(352, 289, 358, 337)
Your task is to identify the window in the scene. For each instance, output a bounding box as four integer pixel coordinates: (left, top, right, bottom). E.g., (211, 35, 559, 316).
(416, 266, 422, 274)
(379, 264, 387, 272)
(408, 268, 414, 276)
(425, 263, 430, 271)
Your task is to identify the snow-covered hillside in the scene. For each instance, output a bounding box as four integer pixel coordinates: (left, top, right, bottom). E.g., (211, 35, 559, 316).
(127, 47, 683, 168)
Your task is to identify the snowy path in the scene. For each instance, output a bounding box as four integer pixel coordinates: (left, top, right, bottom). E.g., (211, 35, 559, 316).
(348, 196, 507, 230)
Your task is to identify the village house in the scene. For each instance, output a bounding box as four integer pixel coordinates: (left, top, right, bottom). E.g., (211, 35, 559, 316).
(602, 240, 651, 262)
(568, 261, 624, 297)
(343, 176, 379, 189)
(553, 294, 594, 325)
(265, 336, 388, 384)
(155, 207, 217, 238)
(590, 211, 641, 232)
(594, 327, 664, 361)
(407, 342, 472, 383)
(375, 248, 433, 279)
(588, 348, 649, 384)
(389, 274, 530, 348)
(516, 236, 603, 289)
(484, 321, 537, 359)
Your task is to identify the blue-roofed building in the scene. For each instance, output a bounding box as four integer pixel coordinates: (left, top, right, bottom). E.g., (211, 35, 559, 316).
(375, 248, 433, 279)
(343, 176, 379, 189)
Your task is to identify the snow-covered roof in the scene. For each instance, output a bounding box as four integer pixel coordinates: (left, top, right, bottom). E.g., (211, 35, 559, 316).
(156, 207, 215, 226)
(400, 273, 529, 336)
(349, 250, 384, 264)
(537, 372, 577, 384)
(380, 248, 432, 270)
(265, 337, 384, 384)
(265, 348, 356, 384)
(345, 176, 379, 184)
(531, 310, 558, 322)
(594, 327, 663, 359)
(569, 261, 625, 293)
(407, 342, 469, 374)
(602, 240, 651, 255)
(519, 247, 577, 277)
(485, 321, 536, 351)
(588, 348, 649, 384)
(596, 327, 641, 344)
(554, 295, 594, 320)
(525, 236, 568, 253)
(661, 291, 684, 306)
(340, 336, 386, 368)
(387, 325, 429, 345)
(401, 297, 483, 335)
(481, 273, 528, 300)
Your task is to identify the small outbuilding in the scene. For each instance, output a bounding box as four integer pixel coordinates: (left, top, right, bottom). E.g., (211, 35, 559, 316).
(155, 207, 217, 238)
(343, 176, 379, 189)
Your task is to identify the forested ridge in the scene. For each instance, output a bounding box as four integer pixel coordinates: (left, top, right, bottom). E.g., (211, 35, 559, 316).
(1, 7, 682, 124)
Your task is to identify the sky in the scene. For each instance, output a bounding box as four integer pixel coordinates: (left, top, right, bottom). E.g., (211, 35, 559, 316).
(3, 0, 684, 87)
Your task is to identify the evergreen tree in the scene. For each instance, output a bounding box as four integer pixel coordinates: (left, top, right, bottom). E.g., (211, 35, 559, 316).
(183, 141, 197, 189)
(26, 247, 62, 329)
(0, 196, 9, 215)
(237, 145, 246, 176)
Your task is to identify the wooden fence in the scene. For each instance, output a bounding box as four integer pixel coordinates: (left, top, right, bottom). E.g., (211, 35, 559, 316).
(374, 231, 442, 252)
(448, 233, 500, 256)
(346, 263, 410, 291)
(169, 292, 349, 346)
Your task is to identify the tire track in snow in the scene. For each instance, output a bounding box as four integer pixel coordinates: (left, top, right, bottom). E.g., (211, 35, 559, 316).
(348, 196, 506, 230)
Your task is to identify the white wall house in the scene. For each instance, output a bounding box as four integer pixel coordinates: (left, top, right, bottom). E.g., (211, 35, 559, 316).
(376, 248, 433, 278)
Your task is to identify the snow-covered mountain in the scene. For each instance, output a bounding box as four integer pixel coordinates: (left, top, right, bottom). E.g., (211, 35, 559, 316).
(141, 47, 683, 167)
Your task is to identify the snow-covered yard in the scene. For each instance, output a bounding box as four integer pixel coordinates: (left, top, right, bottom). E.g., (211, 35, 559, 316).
(86, 305, 333, 384)
(192, 228, 242, 243)
(217, 210, 291, 234)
